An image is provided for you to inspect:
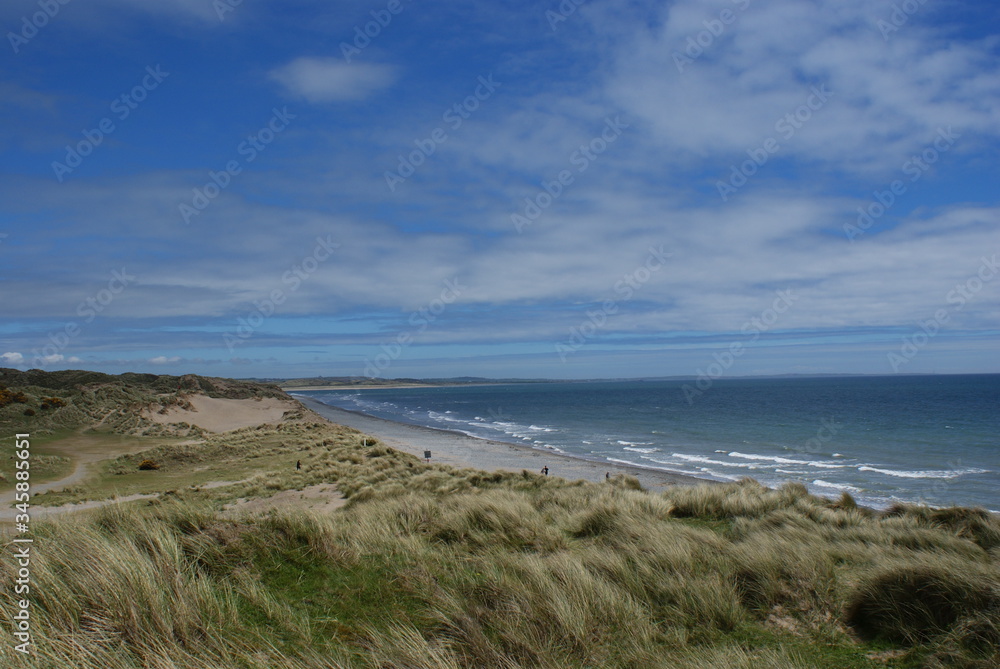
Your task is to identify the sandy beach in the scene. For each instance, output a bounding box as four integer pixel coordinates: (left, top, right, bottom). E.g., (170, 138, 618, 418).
(294, 394, 714, 491)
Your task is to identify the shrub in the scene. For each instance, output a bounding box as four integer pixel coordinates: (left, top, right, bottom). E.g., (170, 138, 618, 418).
(0, 386, 29, 407)
(138, 459, 161, 471)
(23, 408, 35, 416)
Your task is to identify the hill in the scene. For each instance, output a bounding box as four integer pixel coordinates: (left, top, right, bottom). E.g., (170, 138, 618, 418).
(0, 369, 997, 668)
(0, 367, 287, 437)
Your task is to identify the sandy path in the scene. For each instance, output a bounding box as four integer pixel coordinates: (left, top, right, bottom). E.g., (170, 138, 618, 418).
(0, 443, 120, 513)
(27, 493, 161, 520)
(295, 395, 717, 492)
(3, 392, 299, 521)
(24, 480, 256, 520)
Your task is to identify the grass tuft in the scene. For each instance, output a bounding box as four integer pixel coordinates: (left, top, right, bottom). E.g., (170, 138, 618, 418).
(844, 561, 1000, 644)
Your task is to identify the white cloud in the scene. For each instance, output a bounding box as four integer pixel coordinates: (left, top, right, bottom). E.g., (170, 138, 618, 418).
(105, 0, 223, 22)
(0, 0, 232, 25)
(1, 352, 25, 365)
(269, 58, 396, 103)
(601, 0, 1000, 175)
(42, 354, 64, 364)
(149, 356, 181, 365)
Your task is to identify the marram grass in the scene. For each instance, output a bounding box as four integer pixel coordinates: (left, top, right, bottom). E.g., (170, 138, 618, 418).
(1, 421, 998, 668)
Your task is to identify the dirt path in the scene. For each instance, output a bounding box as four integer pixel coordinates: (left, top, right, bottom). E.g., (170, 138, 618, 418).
(0, 452, 103, 510)
(26, 493, 161, 520)
(0, 431, 153, 520)
(8, 479, 346, 522)
(21, 480, 250, 520)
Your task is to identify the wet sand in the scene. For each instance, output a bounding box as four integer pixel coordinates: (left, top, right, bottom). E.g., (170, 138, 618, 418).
(295, 395, 717, 491)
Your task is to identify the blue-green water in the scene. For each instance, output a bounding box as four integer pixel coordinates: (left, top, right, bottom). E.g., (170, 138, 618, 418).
(301, 375, 999, 511)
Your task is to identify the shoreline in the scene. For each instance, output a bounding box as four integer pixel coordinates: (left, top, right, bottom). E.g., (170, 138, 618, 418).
(281, 382, 530, 391)
(282, 384, 439, 391)
(293, 394, 717, 491)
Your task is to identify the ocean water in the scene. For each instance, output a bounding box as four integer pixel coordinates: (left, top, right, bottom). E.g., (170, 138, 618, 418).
(301, 375, 999, 512)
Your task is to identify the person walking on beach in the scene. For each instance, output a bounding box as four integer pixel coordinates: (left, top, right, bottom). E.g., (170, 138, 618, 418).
(541, 466, 549, 476)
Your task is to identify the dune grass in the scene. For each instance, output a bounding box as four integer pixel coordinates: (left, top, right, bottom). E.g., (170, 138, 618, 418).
(2, 417, 998, 668)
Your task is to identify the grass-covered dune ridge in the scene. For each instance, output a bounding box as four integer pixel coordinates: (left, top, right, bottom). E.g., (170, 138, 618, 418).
(0, 367, 286, 438)
(2, 427, 998, 667)
(0, 370, 997, 667)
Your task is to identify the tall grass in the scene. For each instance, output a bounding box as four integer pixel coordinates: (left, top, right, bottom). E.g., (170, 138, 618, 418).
(3, 420, 999, 668)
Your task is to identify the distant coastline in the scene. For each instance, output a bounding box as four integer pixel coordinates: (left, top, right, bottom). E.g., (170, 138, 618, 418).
(294, 393, 715, 491)
(292, 376, 999, 512)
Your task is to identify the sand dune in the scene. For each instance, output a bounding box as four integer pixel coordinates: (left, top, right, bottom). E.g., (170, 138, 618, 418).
(145, 395, 298, 432)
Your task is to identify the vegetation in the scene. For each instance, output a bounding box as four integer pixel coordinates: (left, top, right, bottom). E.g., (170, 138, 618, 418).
(0, 367, 285, 439)
(0, 385, 29, 408)
(0, 370, 997, 668)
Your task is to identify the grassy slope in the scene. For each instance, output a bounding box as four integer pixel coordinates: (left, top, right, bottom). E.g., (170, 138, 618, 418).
(0, 371, 998, 668)
(0, 368, 287, 491)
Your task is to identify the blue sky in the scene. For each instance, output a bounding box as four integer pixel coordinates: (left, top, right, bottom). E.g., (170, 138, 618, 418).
(1, 0, 998, 380)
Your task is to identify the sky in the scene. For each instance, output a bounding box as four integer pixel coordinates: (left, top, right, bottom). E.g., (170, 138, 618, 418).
(1, 0, 998, 380)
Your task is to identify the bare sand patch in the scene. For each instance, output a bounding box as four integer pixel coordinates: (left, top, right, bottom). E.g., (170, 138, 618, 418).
(222, 484, 346, 516)
(146, 396, 299, 433)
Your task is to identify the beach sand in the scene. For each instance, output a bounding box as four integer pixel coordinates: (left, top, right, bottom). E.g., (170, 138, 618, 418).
(295, 395, 715, 491)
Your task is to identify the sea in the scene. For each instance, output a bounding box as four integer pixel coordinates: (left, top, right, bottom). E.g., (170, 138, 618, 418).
(299, 375, 999, 512)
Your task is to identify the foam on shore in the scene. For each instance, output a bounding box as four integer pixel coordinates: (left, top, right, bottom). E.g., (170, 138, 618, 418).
(294, 394, 714, 490)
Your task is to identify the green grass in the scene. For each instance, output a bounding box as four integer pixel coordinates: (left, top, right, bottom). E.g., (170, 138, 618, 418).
(2, 437, 998, 668)
(0, 454, 74, 492)
(1, 371, 998, 668)
(256, 539, 432, 647)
